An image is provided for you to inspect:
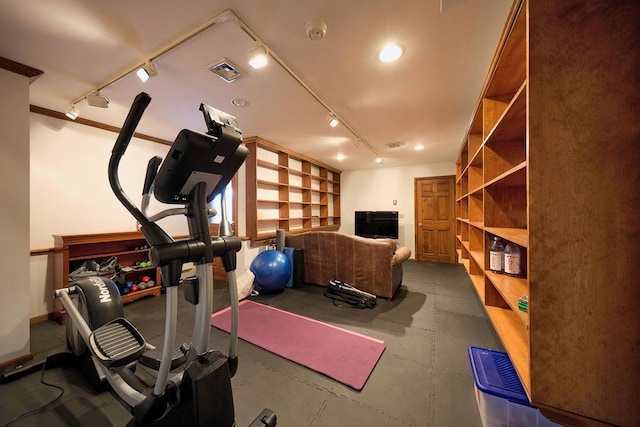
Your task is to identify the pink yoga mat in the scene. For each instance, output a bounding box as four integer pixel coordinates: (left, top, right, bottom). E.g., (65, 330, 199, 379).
(211, 300, 385, 390)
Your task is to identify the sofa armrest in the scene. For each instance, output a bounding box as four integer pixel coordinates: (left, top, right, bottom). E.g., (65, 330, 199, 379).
(391, 247, 411, 265)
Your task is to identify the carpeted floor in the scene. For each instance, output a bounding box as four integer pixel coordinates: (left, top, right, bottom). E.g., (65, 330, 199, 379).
(0, 260, 504, 426)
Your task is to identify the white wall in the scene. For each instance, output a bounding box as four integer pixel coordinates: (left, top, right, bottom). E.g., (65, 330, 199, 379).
(0, 69, 31, 364)
(341, 163, 455, 257)
(26, 110, 457, 320)
(28, 114, 190, 318)
(30, 114, 188, 248)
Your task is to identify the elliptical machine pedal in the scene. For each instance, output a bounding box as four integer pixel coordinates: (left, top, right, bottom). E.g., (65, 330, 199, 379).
(90, 318, 146, 368)
(139, 347, 187, 371)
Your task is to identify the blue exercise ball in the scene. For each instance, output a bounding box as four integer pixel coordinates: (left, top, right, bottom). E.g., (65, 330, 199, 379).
(250, 250, 292, 293)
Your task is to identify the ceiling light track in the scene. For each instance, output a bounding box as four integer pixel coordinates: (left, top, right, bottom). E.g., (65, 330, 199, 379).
(232, 13, 378, 157)
(69, 9, 235, 106)
(66, 9, 379, 158)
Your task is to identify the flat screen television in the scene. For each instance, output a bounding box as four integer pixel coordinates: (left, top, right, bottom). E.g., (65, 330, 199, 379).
(354, 211, 399, 239)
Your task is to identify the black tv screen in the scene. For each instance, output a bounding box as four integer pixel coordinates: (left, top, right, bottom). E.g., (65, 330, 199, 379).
(355, 211, 399, 239)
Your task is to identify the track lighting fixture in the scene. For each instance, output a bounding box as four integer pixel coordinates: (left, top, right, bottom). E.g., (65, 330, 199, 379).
(136, 61, 157, 82)
(248, 45, 268, 69)
(375, 156, 384, 164)
(327, 114, 339, 128)
(85, 91, 109, 108)
(65, 105, 79, 120)
(63, 9, 381, 163)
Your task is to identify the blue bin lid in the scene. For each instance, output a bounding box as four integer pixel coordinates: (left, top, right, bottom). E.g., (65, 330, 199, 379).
(468, 346, 530, 406)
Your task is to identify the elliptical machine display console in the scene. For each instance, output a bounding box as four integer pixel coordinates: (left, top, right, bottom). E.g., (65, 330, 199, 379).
(54, 92, 276, 426)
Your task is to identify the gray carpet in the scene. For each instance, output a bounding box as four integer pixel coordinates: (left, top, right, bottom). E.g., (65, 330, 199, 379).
(0, 260, 503, 426)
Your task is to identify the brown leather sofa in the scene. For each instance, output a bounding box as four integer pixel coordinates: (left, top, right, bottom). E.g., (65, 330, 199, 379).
(285, 231, 411, 299)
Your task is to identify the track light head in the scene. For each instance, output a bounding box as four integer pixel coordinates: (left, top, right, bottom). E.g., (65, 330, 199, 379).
(136, 61, 157, 82)
(86, 91, 109, 108)
(374, 156, 384, 164)
(327, 114, 339, 127)
(65, 105, 79, 120)
(248, 45, 268, 69)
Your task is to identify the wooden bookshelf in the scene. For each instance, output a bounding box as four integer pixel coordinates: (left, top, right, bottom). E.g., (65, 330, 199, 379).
(456, 0, 640, 425)
(53, 232, 162, 323)
(244, 137, 341, 242)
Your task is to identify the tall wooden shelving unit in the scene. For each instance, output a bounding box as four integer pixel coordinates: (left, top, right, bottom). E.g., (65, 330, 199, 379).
(245, 136, 341, 243)
(456, 0, 639, 426)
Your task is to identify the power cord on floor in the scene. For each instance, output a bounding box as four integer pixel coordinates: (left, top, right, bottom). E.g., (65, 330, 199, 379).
(3, 357, 65, 427)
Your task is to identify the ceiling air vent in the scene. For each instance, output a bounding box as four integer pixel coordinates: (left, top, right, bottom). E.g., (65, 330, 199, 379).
(386, 142, 404, 149)
(208, 59, 243, 83)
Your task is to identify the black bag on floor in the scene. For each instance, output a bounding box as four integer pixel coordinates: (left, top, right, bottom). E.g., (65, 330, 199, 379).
(324, 279, 377, 309)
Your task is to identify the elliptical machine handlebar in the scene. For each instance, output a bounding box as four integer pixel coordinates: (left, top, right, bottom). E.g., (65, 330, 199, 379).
(108, 92, 174, 250)
(112, 92, 151, 157)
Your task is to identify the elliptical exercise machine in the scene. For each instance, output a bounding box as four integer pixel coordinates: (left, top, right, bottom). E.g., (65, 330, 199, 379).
(54, 92, 276, 426)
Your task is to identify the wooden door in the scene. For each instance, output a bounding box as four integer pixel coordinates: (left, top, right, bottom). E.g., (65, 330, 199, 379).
(415, 176, 456, 263)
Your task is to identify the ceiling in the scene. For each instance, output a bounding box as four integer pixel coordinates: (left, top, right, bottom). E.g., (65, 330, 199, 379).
(0, 0, 513, 171)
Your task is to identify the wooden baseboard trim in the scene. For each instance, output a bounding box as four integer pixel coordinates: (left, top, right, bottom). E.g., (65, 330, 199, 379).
(30, 313, 52, 324)
(0, 352, 33, 371)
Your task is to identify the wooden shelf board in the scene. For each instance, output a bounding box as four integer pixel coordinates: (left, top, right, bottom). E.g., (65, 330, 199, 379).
(484, 82, 527, 144)
(484, 305, 531, 398)
(469, 273, 485, 300)
(469, 250, 484, 270)
(257, 199, 288, 204)
(121, 286, 160, 304)
(484, 227, 528, 248)
(257, 179, 283, 188)
(469, 145, 483, 167)
(484, 161, 526, 188)
(256, 159, 281, 171)
(468, 221, 484, 230)
(69, 248, 148, 262)
(469, 185, 483, 195)
(486, 271, 529, 328)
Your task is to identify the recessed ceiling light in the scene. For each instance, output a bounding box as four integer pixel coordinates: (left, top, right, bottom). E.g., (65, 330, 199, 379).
(414, 144, 424, 151)
(336, 153, 345, 161)
(374, 156, 384, 164)
(378, 43, 404, 63)
(231, 98, 249, 107)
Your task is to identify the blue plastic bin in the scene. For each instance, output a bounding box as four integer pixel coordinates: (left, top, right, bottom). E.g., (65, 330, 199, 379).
(468, 347, 561, 427)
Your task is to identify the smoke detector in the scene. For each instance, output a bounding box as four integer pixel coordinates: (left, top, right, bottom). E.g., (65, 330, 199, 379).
(386, 142, 404, 149)
(305, 19, 327, 41)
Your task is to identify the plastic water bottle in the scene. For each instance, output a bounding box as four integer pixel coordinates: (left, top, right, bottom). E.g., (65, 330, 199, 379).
(489, 237, 504, 274)
(504, 243, 521, 277)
